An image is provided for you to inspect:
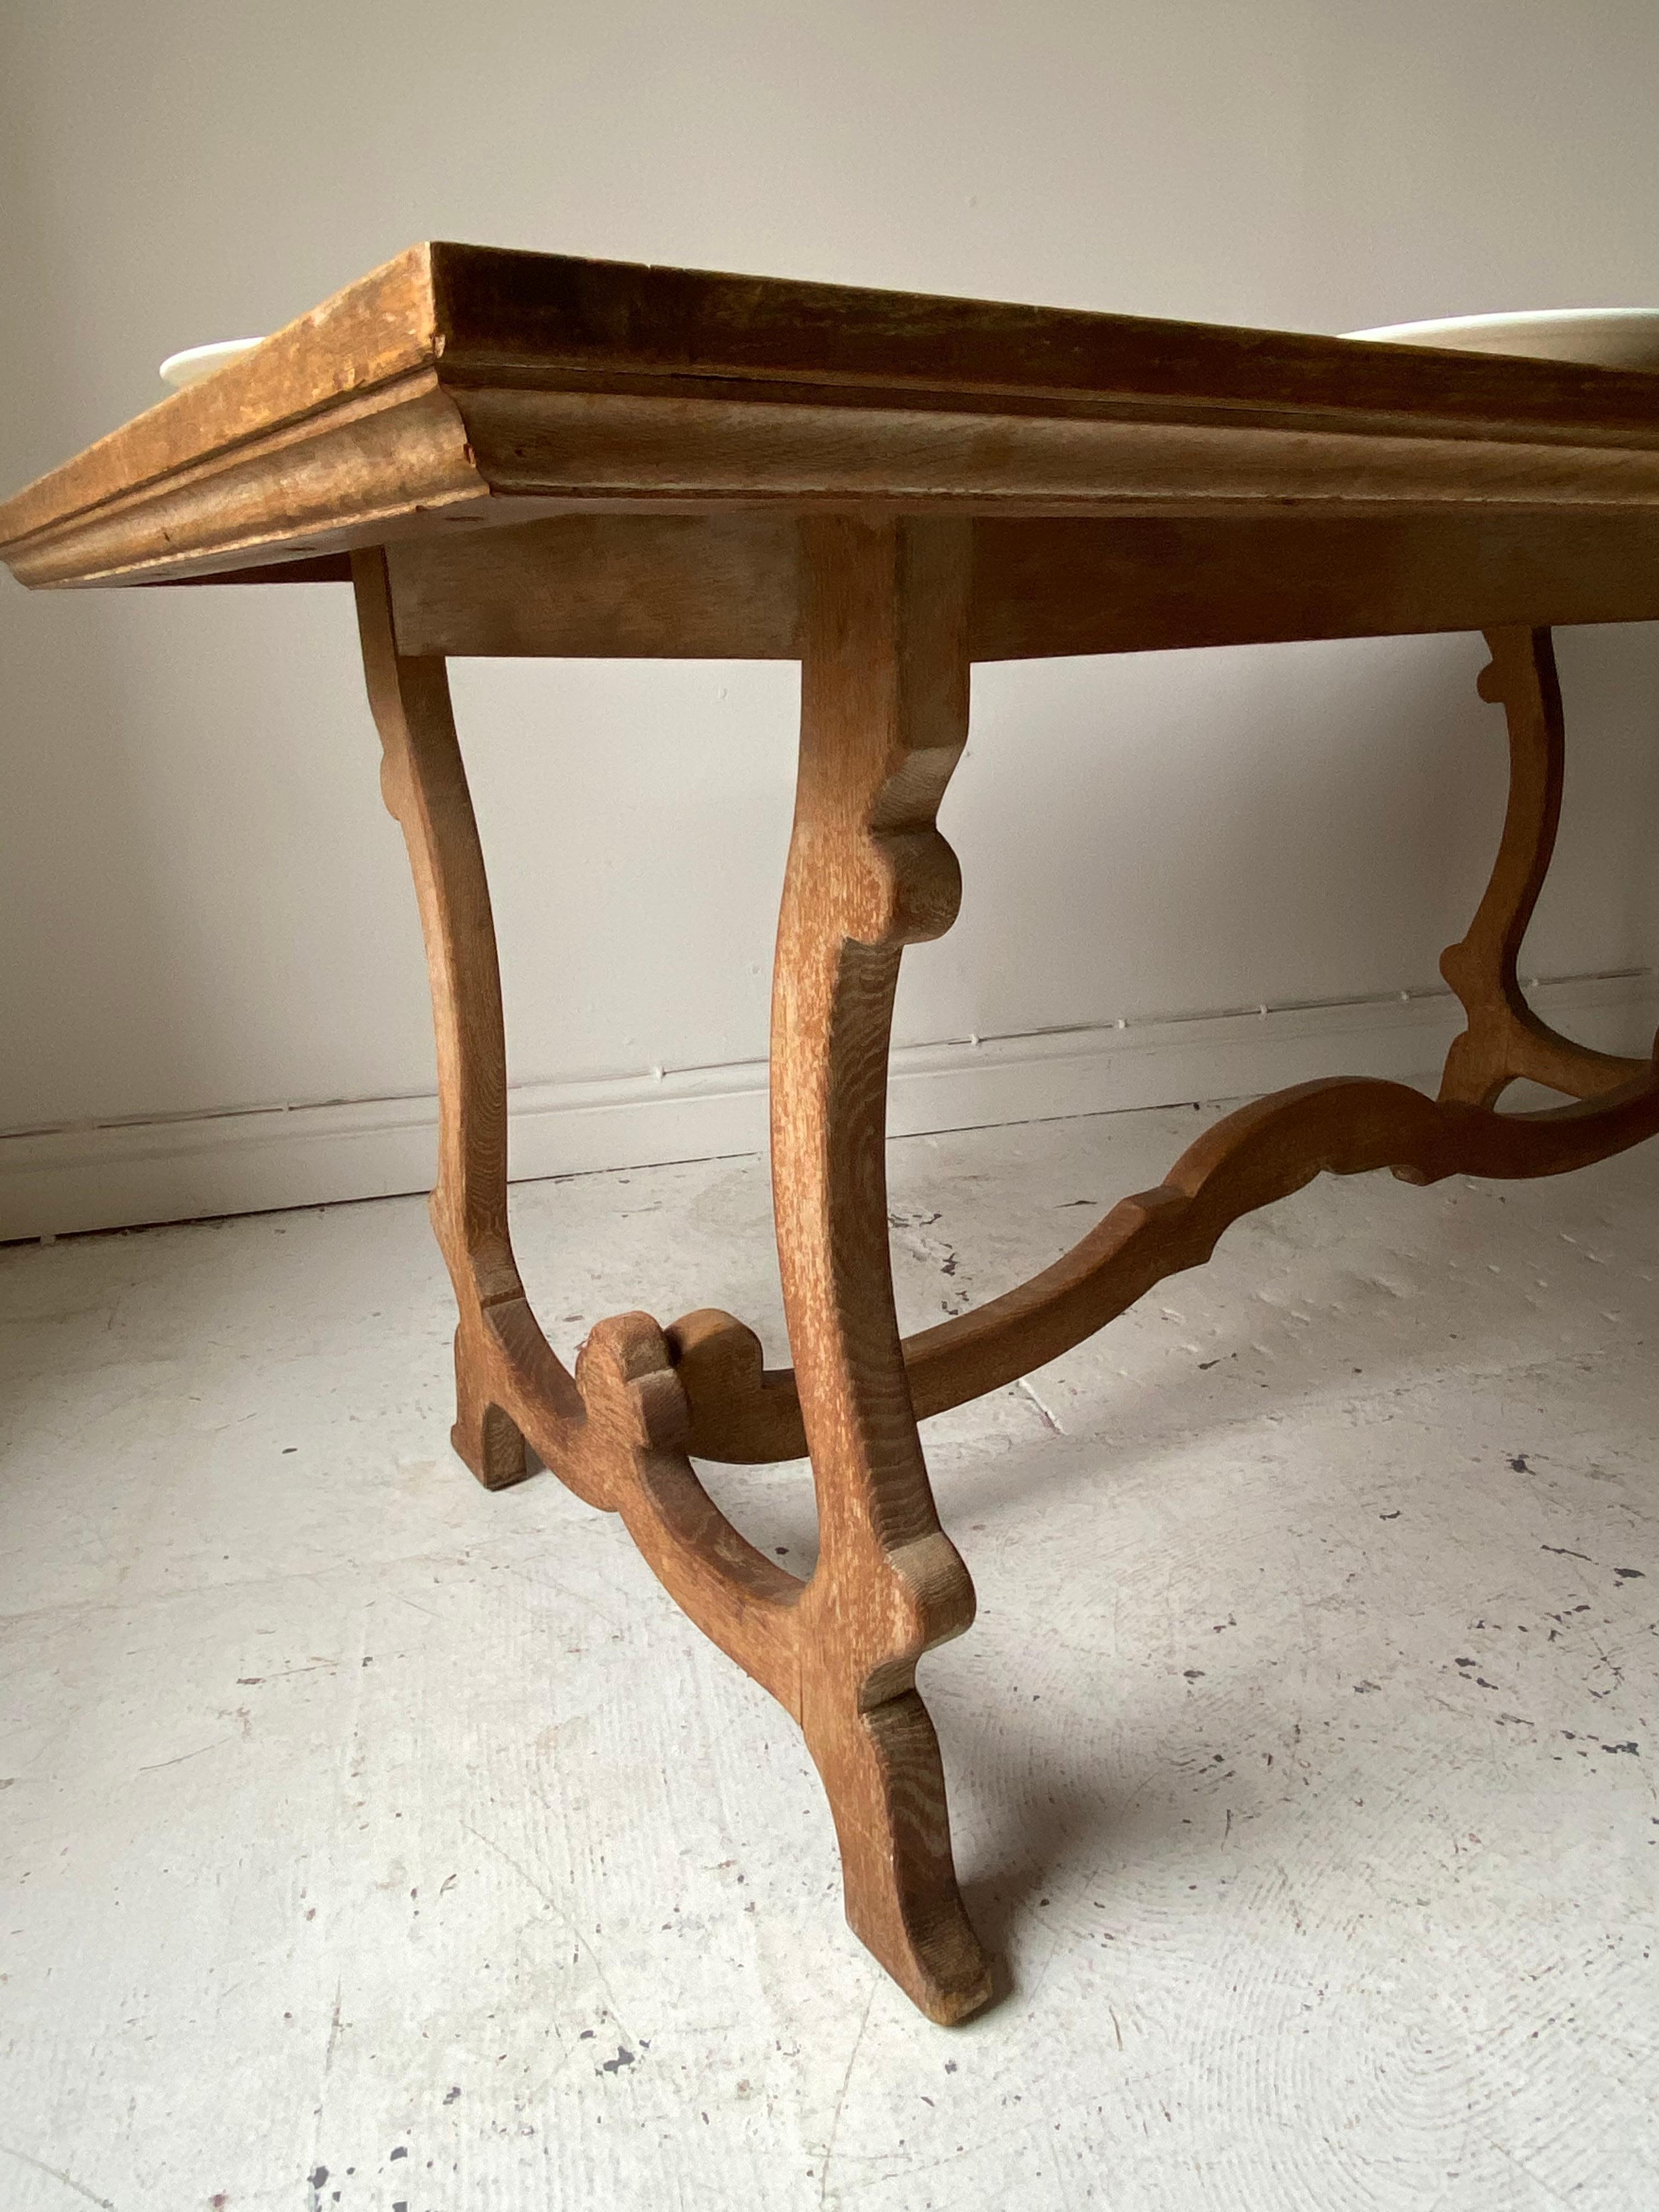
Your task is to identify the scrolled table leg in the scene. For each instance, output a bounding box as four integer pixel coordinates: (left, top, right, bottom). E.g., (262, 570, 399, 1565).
(771, 516, 992, 2024)
(1441, 626, 1651, 1105)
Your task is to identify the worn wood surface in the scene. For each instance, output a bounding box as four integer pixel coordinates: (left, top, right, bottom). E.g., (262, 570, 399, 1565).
(353, 546, 803, 1705)
(970, 514, 1659, 659)
(384, 510, 1659, 663)
(354, 547, 534, 1489)
(14, 242, 1659, 588)
(355, 524, 993, 2020)
(768, 516, 989, 2022)
(387, 515, 798, 659)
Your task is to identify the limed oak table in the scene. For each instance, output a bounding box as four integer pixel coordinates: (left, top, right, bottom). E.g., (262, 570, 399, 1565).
(5, 245, 1659, 2024)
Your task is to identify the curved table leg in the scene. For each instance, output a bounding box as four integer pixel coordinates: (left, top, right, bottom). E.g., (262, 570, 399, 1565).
(353, 550, 1657, 2028)
(357, 537, 978, 2021)
(353, 547, 534, 1488)
(773, 517, 991, 2023)
(1441, 626, 1651, 1105)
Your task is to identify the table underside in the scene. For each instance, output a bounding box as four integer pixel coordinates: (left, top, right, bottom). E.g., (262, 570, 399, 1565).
(343, 515, 1659, 2023)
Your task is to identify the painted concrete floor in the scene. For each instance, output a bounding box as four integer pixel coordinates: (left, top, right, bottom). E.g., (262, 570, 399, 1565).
(2, 1101, 1657, 2212)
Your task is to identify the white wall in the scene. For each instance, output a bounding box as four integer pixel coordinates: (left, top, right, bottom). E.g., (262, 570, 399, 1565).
(4, 0, 1659, 1233)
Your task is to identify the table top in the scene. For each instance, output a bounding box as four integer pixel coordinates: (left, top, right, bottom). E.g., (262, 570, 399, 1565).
(7, 241, 1659, 590)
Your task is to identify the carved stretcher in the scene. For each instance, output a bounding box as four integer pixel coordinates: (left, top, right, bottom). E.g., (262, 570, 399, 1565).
(4, 245, 1658, 2023)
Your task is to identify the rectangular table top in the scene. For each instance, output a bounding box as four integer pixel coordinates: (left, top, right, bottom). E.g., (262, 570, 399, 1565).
(7, 242, 1659, 592)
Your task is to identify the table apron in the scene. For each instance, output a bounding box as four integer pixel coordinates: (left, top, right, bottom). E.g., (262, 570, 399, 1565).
(385, 511, 1659, 662)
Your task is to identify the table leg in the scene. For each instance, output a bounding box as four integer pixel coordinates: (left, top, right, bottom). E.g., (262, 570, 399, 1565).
(348, 544, 1659, 2027)
(353, 547, 529, 1488)
(357, 531, 990, 2018)
(1440, 626, 1653, 1104)
(771, 517, 991, 2023)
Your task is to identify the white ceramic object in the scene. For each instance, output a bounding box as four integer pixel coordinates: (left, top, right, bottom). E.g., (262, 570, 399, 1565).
(158, 337, 266, 390)
(1342, 307, 1659, 371)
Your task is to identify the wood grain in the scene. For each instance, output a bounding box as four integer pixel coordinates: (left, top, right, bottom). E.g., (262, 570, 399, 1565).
(356, 537, 994, 2019)
(3, 246, 442, 550)
(387, 514, 797, 659)
(383, 510, 1659, 665)
(353, 546, 804, 1702)
(424, 242, 1659, 442)
(15, 374, 484, 588)
(353, 545, 534, 1491)
(970, 514, 1659, 659)
(770, 516, 990, 2024)
(15, 241, 1659, 589)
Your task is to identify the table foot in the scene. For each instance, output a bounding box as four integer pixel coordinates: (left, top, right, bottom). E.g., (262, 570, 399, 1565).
(805, 1685, 993, 2024)
(450, 1330, 529, 1489)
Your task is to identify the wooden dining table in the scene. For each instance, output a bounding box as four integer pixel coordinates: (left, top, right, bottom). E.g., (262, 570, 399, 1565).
(5, 242, 1659, 2024)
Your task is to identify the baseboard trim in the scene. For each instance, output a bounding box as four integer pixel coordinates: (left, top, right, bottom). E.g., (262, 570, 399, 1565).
(4, 972, 1655, 1241)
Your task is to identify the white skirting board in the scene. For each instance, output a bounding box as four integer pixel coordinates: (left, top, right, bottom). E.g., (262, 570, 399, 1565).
(3, 970, 1655, 1242)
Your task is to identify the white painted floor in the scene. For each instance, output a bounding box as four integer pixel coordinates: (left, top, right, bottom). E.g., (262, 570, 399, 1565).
(3, 1101, 1657, 2211)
